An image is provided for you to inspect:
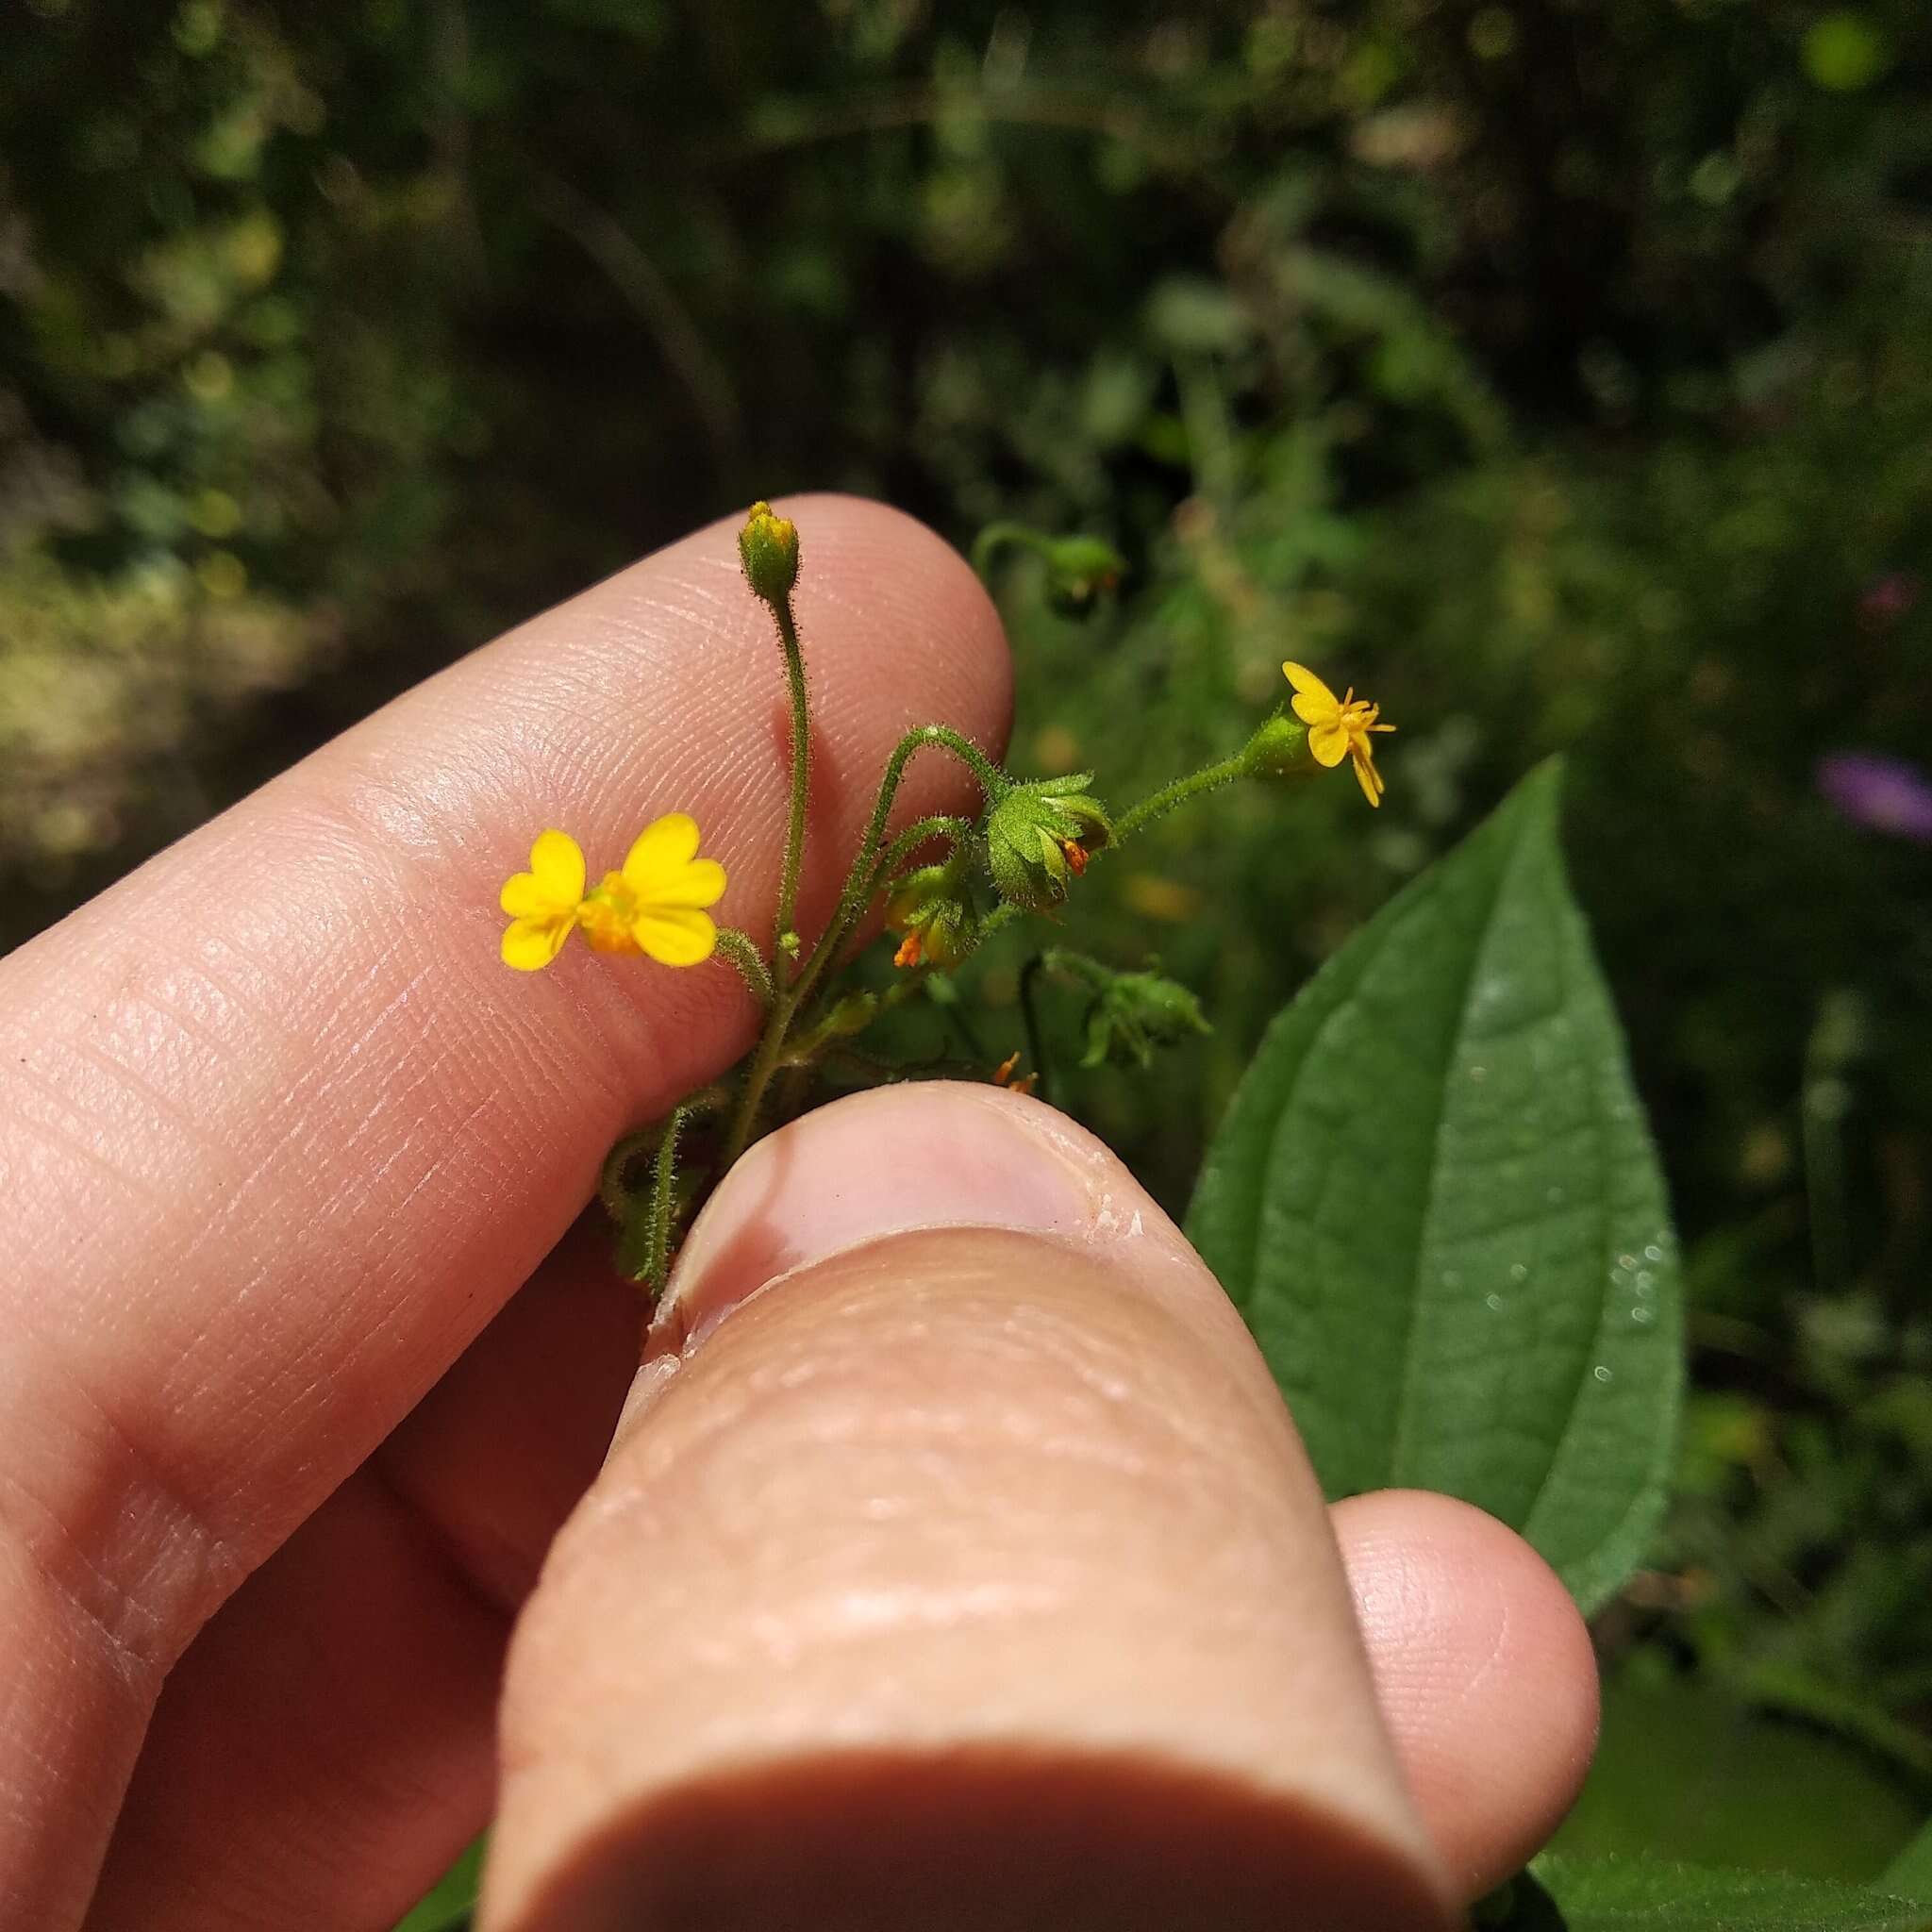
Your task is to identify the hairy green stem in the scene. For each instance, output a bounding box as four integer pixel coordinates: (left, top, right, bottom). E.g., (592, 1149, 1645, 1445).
(978, 901, 1024, 943)
(598, 1127, 655, 1224)
(643, 1102, 690, 1288)
(720, 995, 792, 1167)
(1114, 753, 1246, 841)
(770, 596, 812, 972)
(603, 1089, 729, 1259)
(722, 725, 1004, 1168)
(792, 725, 1001, 1009)
(714, 926, 776, 1007)
(874, 813, 976, 888)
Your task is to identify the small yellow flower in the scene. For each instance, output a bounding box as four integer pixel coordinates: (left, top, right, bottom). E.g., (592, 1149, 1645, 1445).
(579, 814, 726, 965)
(1282, 661, 1396, 807)
(499, 828, 587, 971)
(499, 816, 726, 971)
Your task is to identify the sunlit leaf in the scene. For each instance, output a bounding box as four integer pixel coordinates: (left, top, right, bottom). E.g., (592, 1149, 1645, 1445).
(1187, 762, 1682, 1611)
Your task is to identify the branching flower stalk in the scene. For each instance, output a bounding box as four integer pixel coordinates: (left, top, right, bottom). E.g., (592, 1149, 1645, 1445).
(498, 501, 1395, 1295)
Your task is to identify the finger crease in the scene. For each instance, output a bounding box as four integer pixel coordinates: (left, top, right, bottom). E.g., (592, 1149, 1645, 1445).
(364, 1449, 523, 1626)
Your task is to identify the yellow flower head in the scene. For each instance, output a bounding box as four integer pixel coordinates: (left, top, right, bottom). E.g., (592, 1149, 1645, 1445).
(499, 816, 725, 971)
(1281, 661, 1395, 808)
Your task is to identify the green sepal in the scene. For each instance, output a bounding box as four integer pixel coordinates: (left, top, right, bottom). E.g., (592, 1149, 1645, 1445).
(985, 774, 1113, 910)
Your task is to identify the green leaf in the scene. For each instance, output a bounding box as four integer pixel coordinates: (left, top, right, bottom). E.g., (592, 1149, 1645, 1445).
(1553, 1681, 1920, 1881)
(1524, 1854, 1932, 1930)
(1884, 1823, 1932, 1903)
(1186, 762, 1683, 1612)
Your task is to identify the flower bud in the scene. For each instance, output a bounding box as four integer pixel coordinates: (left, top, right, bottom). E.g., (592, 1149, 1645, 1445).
(984, 774, 1113, 911)
(1077, 968, 1212, 1071)
(739, 499, 800, 605)
(1240, 710, 1312, 778)
(823, 991, 879, 1038)
(884, 857, 977, 971)
(1041, 534, 1127, 618)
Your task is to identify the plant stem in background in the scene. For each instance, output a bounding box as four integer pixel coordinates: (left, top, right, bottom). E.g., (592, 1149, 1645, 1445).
(1019, 952, 1053, 1105)
(970, 522, 1036, 577)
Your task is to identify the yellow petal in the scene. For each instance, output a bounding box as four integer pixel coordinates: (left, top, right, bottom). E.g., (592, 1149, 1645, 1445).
(500, 871, 558, 918)
(622, 813, 702, 891)
(1282, 661, 1339, 711)
(1352, 747, 1384, 807)
(1308, 718, 1350, 767)
(643, 856, 727, 911)
(527, 829, 586, 904)
(633, 906, 718, 967)
(501, 913, 575, 971)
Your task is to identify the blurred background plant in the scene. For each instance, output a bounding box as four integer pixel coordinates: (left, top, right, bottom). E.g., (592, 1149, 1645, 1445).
(6, 0, 1929, 1892)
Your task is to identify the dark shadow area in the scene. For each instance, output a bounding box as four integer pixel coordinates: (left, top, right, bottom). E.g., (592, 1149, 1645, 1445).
(513, 1743, 1452, 1932)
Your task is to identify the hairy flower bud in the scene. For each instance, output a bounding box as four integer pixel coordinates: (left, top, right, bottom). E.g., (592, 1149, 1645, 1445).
(984, 774, 1113, 910)
(1239, 710, 1313, 779)
(1041, 534, 1127, 618)
(1077, 967, 1212, 1071)
(739, 499, 800, 605)
(884, 857, 976, 970)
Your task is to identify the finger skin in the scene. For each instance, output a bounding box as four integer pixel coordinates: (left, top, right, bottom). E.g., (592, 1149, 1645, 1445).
(94, 1095, 1598, 1929)
(483, 1087, 1456, 1932)
(1334, 1490, 1600, 1901)
(81, 1221, 642, 1932)
(0, 498, 1010, 1928)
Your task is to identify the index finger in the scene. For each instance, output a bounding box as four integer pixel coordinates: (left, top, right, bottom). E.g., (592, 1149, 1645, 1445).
(0, 495, 1008, 1925)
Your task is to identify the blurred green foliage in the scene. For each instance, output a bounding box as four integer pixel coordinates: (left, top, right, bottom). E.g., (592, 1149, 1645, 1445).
(5, 0, 1930, 1894)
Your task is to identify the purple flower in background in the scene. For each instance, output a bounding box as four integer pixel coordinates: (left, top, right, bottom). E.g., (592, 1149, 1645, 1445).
(1817, 753, 1932, 845)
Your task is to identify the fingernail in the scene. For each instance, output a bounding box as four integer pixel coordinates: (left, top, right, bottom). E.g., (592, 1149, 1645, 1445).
(648, 1082, 1104, 1363)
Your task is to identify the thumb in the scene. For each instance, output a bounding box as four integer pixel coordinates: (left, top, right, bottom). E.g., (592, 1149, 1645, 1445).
(480, 1084, 1456, 1932)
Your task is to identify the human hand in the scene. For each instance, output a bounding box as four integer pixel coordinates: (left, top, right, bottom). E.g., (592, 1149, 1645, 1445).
(0, 498, 1596, 1930)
